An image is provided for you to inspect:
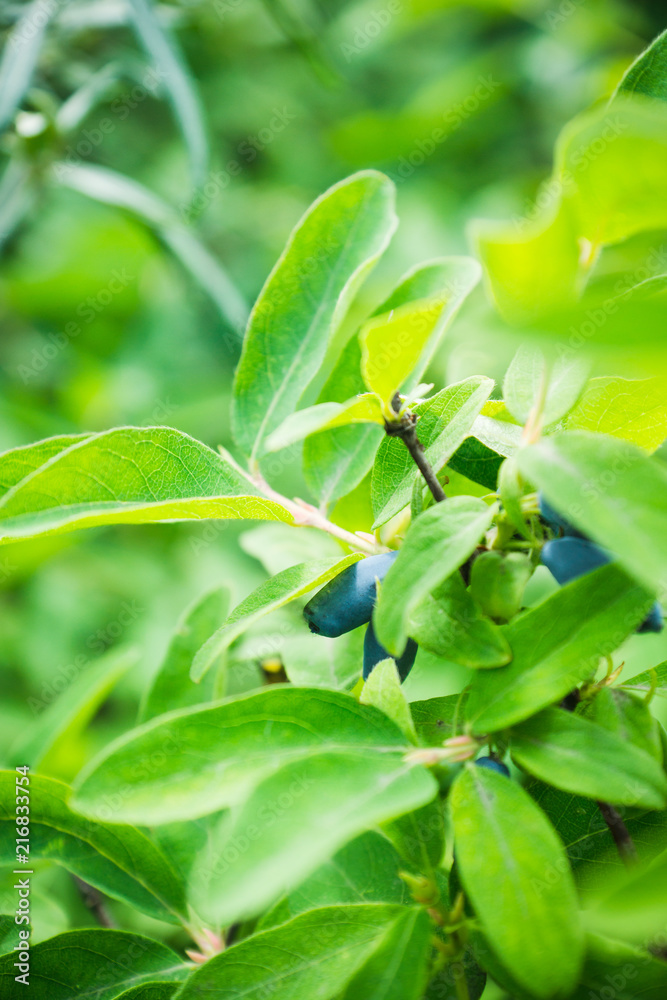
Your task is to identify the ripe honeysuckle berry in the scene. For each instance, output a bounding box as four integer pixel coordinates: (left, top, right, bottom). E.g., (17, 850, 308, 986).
(475, 756, 510, 777)
(541, 537, 663, 634)
(637, 601, 664, 634)
(363, 617, 417, 682)
(541, 536, 610, 585)
(538, 493, 585, 538)
(303, 551, 398, 638)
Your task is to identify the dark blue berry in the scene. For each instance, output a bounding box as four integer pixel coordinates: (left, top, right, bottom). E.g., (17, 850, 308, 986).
(304, 552, 398, 638)
(363, 618, 417, 682)
(541, 536, 610, 586)
(637, 601, 664, 634)
(541, 537, 663, 634)
(538, 493, 585, 538)
(475, 756, 510, 777)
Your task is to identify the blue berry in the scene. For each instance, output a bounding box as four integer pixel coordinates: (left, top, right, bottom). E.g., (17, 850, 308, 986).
(541, 536, 610, 586)
(538, 493, 585, 538)
(304, 552, 398, 638)
(363, 618, 417, 682)
(475, 756, 510, 777)
(541, 537, 663, 634)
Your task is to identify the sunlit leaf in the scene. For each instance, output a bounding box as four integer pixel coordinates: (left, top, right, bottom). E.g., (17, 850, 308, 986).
(72, 687, 418, 824)
(233, 171, 397, 461)
(466, 564, 652, 732)
(0, 426, 292, 545)
(517, 430, 667, 594)
(450, 764, 583, 998)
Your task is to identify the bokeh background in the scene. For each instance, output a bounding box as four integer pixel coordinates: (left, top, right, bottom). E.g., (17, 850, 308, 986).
(1, 0, 666, 949)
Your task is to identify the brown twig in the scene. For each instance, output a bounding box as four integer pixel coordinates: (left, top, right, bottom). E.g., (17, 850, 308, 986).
(595, 801, 637, 867)
(385, 402, 446, 505)
(72, 876, 115, 927)
(557, 688, 637, 867)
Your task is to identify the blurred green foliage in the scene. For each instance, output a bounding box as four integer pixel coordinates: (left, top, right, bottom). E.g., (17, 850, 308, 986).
(1, 2, 667, 955)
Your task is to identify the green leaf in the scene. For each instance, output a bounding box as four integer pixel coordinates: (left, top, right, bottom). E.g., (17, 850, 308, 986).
(0, 930, 188, 1000)
(55, 164, 247, 330)
(9, 645, 138, 777)
(466, 563, 652, 732)
(240, 522, 344, 575)
(469, 413, 522, 457)
(127, 0, 208, 190)
(190, 554, 363, 681)
(360, 658, 418, 742)
(259, 831, 410, 930)
(371, 377, 494, 528)
(0, 433, 89, 497)
(374, 497, 495, 656)
(0, 0, 56, 132)
(189, 753, 436, 924)
(509, 708, 667, 809)
(72, 687, 422, 824)
(616, 28, 667, 102)
(382, 796, 446, 873)
(303, 337, 385, 506)
(265, 395, 384, 453)
(472, 202, 580, 322)
(563, 376, 667, 453)
(468, 551, 533, 623)
(385, 257, 482, 390)
(573, 933, 667, 1000)
(498, 456, 533, 539)
(140, 587, 230, 722)
(502, 344, 588, 427)
(621, 659, 667, 698)
(517, 430, 667, 595)
(0, 773, 188, 924)
(449, 764, 584, 998)
(281, 626, 365, 690)
(174, 904, 420, 1000)
(585, 849, 667, 945)
(359, 255, 481, 404)
(410, 694, 466, 745)
(233, 171, 397, 461)
(408, 574, 511, 668)
(303, 258, 474, 506)
(528, 779, 667, 892)
(116, 987, 179, 1000)
(579, 687, 663, 762)
(0, 426, 292, 545)
(361, 298, 451, 402)
(0, 916, 20, 957)
(558, 97, 667, 246)
(447, 436, 504, 490)
(339, 906, 432, 1000)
